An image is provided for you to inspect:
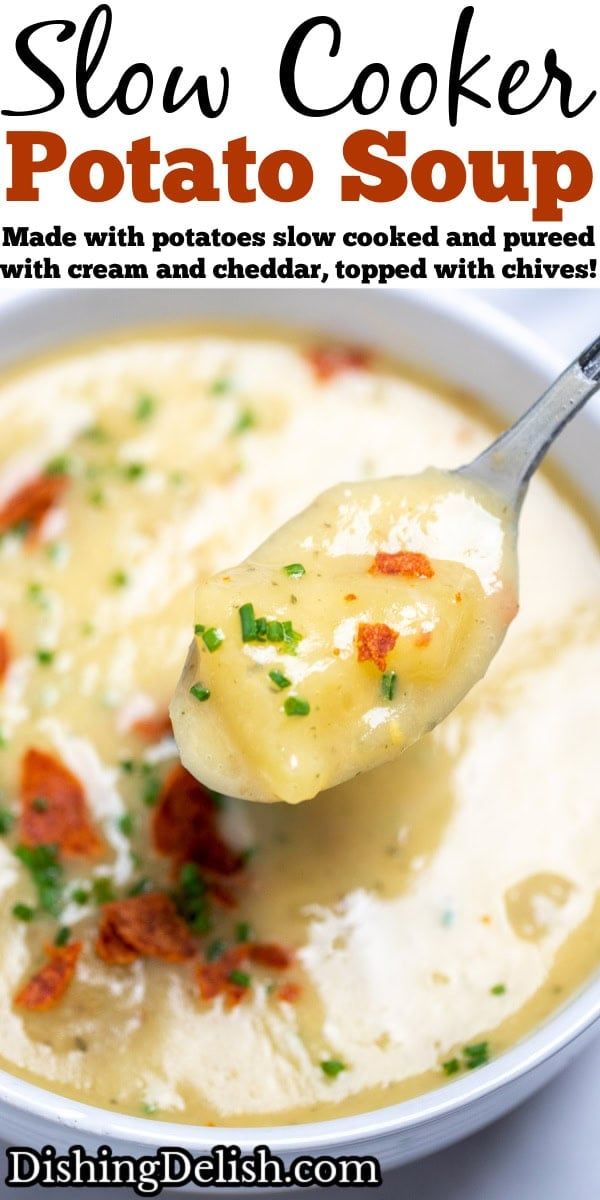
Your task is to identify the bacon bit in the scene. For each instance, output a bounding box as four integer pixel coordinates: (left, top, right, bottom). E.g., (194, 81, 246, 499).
(206, 880, 238, 909)
(0, 473, 69, 543)
(356, 622, 398, 672)
(196, 941, 295, 1007)
(20, 748, 104, 859)
(130, 712, 172, 742)
(196, 945, 248, 1007)
(276, 981, 302, 1003)
(306, 344, 370, 382)
(454, 592, 462, 603)
(14, 941, 82, 1011)
(369, 550, 434, 579)
(0, 630, 10, 685)
(248, 942, 295, 969)
(414, 630, 433, 648)
(153, 764, 243, 876)
(96, 892, 196, 965)
(344, 593, 357, 602)
(332, 647, 341, 657)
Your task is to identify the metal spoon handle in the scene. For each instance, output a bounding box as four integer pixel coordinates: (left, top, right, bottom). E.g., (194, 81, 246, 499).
(456, 333, 600, 512)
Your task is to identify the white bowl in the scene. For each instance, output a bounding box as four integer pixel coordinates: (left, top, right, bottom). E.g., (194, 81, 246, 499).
(0, 288, 598, 1178)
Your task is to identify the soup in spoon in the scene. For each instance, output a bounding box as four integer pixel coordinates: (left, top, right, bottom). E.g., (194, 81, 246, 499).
(172, 470, 518, 803)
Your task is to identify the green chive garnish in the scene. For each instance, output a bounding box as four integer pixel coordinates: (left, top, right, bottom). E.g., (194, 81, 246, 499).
(442, 1058, 461, 1076)
(123, 462, 146, 481)
(283, 563, 306, 577)
(54, 925, 71, 946)
(0, 808, 14, 835)
(35, 649, 55, 666)
(490, 983, 506, 996)
(284, 696, 310, 717)
(110, 569, 129, 588)
(204, 939, 225, 963)
(134, 395, 156, 421)
(269, 669, 291, 690)
(45, 454, 72, 477)
(209, 377, 232, 396)
(190, 683, 211, 703)
(463, 1041, 490, 1069)
(235, 921, 252, 943)
(12, 902, 35, 922)
(202, 627, 224, 653)
(266, 620, 284, 642)
(320, 1059, 346, 1078)
(117, 813, 134, 837)
(240, 603, 257, 642)
(232, 408, 255, 436)
(381, 671, 397, 701)
(194, 623, 206, 636)
(71, 887, 89, 906)
(92, 877, 116, 905)
(228, 969, 251, 988)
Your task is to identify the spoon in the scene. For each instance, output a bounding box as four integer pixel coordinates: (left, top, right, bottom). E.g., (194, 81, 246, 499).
(171, 333, 600, 805)
(456, 332, 600, 511)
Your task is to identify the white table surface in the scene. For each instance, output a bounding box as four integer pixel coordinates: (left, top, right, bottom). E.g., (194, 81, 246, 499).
(4, 287, 599, 1198)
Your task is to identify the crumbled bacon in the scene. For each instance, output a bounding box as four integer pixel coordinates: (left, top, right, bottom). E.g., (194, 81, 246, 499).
(306, 345, 370, 382)
(356, 622, 398, 672)
(20, 748, 105, 859)
(0, 630, 10, 684)
(0, 473, 69, 543)
(248, 942, 295, 969)
(95, 892, 196, 965)
(369, 550, 434, 579)
(14, 941, 82, 1011)
(414, 630, 433, 648)
(276, 981, 302, 1003)
(130, 712, 173, 742)
(153, 765, 243, 876)
(196, 941, 296, 1007)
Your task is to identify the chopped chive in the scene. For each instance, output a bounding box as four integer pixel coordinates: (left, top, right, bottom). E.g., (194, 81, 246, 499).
(71, 887, 89, 906)
(190, 683, 211, 703)
(141, 1101, 158, 1116)
(81, 424, 109, 443)
(194, 623, 206, 636)
(240, 846, 257, 866)
(490, 983, 506, 995)
(228, 968, 251, 988)
(142, 774, 161, 808)
(177, 862, 212, 934)
(463, 1041, 490, 1069)
(32, 797, 48, 812)
(205, 938, 226, 962)
(209, 377, 232, 396)
(284, 696, 310, 717)
(12, 902, 35, 922)
(134, 395, 156, 421)
(0, 808, 15, 834)
(283, 563, 306, 577)
(269, 669, 291, 690)
(45, 454, 72, 477)
(381, 671, 397, 701)
(320, 1059, 346, 1078)
(255, 616, 268, 640)
(442, 1057, 461, 1076)
(235, 921, 252, 943)
(117, 813, 134, 837)
(92, 876, 116, 905)
(88, 487, 105, 507)
(119, 759, 135, 774)
(35, 649, 55, 666)
(231, 408, 255, 436)
(202, 627, 224, 653)
(110, 569, 129, 588)
(14, 844, 64, 916)
(123, 462, 146, 481)
(27, 581, 46, 605)
(281, 620, 302, 652)
(266, 620, 284, 642)
(240, 603, 257, 642)
(54, 925, 71, 946)
(81, 621, 96, 637)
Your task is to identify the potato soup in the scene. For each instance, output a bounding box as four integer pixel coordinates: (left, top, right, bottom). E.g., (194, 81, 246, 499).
(0, 329, 599, 1126)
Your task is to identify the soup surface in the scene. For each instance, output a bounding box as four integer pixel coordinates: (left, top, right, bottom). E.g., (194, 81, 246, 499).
(0, 329, 598, 1126)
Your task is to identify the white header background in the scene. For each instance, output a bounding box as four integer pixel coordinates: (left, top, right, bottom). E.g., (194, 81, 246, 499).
(0, 0, 598, 287)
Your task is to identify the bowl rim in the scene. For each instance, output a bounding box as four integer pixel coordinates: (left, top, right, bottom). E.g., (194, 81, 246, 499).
(0, 286, 596, 1153)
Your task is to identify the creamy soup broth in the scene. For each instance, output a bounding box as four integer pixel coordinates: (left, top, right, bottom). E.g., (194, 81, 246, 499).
(0, 329, 598, 1125)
